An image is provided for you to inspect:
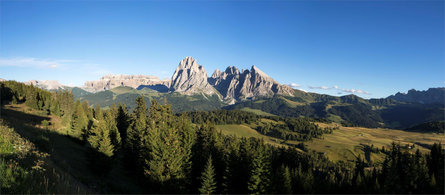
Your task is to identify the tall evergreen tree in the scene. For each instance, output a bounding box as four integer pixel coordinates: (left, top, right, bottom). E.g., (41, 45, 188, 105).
(275, 165, 292, 194)
(94, 104, 103, 120)
(116, 103, 130, 145)
(178, 113, 196, 188)
(125, 96, 147, 170)
(88, 119, 114, 157)
(248, 142, 271, 194)
(87, 118, 114, 175)
(70, 100, 88, 140)
(105, 111, 121, 149)
(199, 156, 217, 195)
(145, 101, 184, 185)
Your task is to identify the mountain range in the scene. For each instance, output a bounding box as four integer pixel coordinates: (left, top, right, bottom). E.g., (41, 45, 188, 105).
(80, 56, 294, 103)
(9, 56, 445, 130)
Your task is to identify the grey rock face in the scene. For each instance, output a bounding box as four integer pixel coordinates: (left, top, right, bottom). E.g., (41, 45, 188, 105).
(170, 56, 217, 95)
(83, 75, 170, 92)
(25, 80, 65, 90)
(79, 56, 294, 102)
(210, 65, 294, 101)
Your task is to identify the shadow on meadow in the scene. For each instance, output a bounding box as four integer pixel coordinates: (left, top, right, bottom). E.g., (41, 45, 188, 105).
(0, 106, 143, 193)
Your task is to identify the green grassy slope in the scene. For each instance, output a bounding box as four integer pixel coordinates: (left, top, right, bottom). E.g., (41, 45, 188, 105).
(214, 120, 444, 163)
(76, 87, 226, 112)
(0, 104, 143, 193)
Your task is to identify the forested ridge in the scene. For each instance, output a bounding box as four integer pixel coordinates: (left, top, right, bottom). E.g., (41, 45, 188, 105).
(0, 80, 444, 194)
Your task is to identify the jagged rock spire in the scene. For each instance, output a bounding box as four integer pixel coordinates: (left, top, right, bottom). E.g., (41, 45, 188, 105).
(170, 56, 217, 95)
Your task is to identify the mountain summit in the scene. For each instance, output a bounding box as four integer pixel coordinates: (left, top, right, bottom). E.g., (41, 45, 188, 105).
(170, 56, 217, 95)
(210, 64, 294, 101)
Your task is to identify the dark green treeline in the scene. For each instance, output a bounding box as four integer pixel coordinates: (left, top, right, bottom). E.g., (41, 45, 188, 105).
(1, 80, 444, 194)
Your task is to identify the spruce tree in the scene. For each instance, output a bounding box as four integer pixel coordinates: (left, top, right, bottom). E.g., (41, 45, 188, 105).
(105, 111, 121, 149)
(178, 113, 196, 188)
(199, 156, 217, 195)
(94, 104, 103, 120)
(126, 96, 147, 166)
(116, 103, 130, 144)
(248, 142, 271, 194)
(276, 165, 292, 194)
(87, 118, 114, 175)
(70, 100, 88, 139)
(145, 102, 183, 183)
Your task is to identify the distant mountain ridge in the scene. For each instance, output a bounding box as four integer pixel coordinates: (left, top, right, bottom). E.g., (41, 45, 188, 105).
(25, 80, 65, 91)
(83, 74, 170, 93)
(387, 88, 445, 104)
(75, 56, 294, 103)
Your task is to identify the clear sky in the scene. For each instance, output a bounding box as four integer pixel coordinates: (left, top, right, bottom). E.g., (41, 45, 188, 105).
(1, 0, 443, 98)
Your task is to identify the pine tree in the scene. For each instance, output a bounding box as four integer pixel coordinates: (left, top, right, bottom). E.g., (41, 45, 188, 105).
(178, 113, 196, 188)
(145, 102, 184, 184)
(199, 156, 217, 195)
(88, 119, 114, 157)
(126, 96, 147, 167)
(87, 118, 114, 175)
(70, 100, 88, 139)
(94, 104, 103, 120)
(116, 103, 130, 144)
(105, 111, 121, 149)
(276, 165, 292, 194)
(82, 101, 92, 120)
(248, 142, 271, 194)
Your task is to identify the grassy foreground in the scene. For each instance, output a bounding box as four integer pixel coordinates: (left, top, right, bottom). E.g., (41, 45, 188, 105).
(0, 104, 142, 193)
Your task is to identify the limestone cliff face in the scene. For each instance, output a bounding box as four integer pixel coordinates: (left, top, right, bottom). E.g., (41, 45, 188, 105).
(210, 65, 294, 101)
(79, 56, 294, 102)
(170, 56, 217, 95)
(25, 80, 65, 91)
(83, 75, 170, 92)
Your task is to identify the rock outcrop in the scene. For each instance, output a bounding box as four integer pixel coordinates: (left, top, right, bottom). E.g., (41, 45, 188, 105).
(170, 56, 217, 95)
(210, 65, 294, 101)
(25, 80, 65, 91)
(83, 75, 170, 92)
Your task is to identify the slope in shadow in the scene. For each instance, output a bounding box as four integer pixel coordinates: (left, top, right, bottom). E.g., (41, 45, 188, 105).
(0, 105, 143, 193)
(137, 84, 169, 92)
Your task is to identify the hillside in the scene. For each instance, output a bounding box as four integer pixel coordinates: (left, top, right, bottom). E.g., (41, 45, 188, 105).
(1, 80, 444, 194)
(77, 86, 226, 112)
(71, 86, 444, 129)
(225, 90, 444, 129)
(210, 114, 444, 163)
(0, 104, 143, 193)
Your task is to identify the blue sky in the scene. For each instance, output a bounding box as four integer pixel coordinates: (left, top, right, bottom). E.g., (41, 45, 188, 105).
(0, 0, 443, 98)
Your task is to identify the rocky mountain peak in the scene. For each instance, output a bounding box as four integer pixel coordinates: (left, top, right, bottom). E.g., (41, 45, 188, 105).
(250, 65, 270, 78)
(25, 80, 65, 91)
(225, 66, 240, 75)
(209, 63, 294, 102)
(211, 69, 223, 78)
(170, 57, 217, 95)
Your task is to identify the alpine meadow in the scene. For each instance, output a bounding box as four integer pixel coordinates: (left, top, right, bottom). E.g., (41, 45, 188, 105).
(0, 1, 444, 194)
